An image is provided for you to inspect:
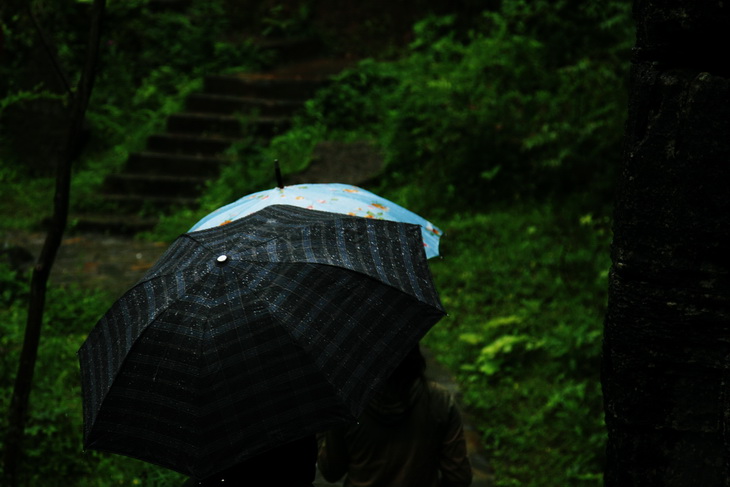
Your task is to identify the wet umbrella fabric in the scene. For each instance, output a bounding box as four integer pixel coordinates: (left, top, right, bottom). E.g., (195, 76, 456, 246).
(188, 183, 443, 259)
(78, 205, 445, 479)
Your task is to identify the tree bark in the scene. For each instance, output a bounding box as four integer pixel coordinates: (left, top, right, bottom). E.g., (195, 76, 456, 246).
(2, 1, 105, 485)
(603, 1, 730, 486)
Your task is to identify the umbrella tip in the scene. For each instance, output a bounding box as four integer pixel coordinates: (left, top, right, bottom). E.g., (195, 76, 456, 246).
(275, 159, 283, 188)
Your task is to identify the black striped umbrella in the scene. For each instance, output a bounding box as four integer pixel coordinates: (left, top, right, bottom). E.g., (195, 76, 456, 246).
(78, 205, 445, 479)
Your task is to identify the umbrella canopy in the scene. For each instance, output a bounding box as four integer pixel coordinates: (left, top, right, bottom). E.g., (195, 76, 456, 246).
(78, 205, 445, 479)
(189, 183, 443, 259)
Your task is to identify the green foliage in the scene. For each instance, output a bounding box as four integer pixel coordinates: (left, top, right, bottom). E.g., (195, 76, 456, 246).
(303, 62, 399, 134)
(424, 202, 611, 486)
(260, 2, 312, 38)
(284, 2, 632, 214)
(0, 262, 187, 486)
(69, 0, 266, 204)
(0, 163, 55, 230)
(0, 90, 64, 118)
(0, 264, 100, 484)
(1, 0, 268, 220)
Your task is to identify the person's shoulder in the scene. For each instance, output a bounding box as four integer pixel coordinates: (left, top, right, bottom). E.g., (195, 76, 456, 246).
(426, 380, 454, 395)
(425, 381, 458, 409)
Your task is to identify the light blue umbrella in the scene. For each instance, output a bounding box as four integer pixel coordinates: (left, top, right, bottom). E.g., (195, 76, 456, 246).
(190, 183, 443, 258)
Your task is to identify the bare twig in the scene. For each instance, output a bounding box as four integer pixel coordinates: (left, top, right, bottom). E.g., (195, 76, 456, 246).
(28, 5, 73, 96)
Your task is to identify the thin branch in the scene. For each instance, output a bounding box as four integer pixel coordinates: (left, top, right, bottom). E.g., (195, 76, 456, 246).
(28, 5, 73, 96)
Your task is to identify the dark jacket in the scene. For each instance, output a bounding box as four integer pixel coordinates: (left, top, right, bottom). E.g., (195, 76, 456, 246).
(318, 380, 472, 487)
(184, 435, 317, 486)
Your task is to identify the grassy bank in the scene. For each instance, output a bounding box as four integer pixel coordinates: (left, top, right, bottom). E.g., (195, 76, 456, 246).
(425, 202, 610, 486)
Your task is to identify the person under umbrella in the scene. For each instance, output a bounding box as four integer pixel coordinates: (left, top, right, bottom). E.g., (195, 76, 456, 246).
(317, 345, 473, 487)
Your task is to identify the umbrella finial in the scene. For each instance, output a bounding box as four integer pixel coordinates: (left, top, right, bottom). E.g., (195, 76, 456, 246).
(275, 159, 283, 188)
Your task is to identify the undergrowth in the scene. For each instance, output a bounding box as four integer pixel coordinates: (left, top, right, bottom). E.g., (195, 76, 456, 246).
(425, 202, 611, 486)
(0, 262, 187, 485)
(1, 0, 267, 222)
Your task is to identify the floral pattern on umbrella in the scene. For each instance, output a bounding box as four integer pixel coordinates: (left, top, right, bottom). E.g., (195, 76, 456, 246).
(190, 183, 443, 259)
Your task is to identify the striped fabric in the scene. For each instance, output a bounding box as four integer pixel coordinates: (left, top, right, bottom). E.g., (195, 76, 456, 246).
(78, 205, 445, 479)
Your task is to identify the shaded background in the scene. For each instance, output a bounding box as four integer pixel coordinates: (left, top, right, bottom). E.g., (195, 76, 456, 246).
(1, 1, 632, 485)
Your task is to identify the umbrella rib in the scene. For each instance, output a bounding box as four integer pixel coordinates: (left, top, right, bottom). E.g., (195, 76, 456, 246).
(85, 267, 218, 437)
(79, 204, 445, 478)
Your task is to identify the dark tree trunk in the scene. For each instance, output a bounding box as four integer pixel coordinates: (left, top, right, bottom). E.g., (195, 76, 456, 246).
(603, 1, 730, 486)
(2, 1, 106, 485)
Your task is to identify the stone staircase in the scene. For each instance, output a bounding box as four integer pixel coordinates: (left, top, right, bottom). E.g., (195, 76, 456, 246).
(73, 41, 353, 235)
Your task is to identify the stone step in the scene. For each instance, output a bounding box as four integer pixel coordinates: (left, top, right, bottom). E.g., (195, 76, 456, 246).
(204, 74, 326, 99)
(126, 152, 226, 177)
(97, 193, 199, 211)
(103, 173, 208, 198)
(166, 112, 291, 138)
(185, 93, 304, 117)
(79, 46, 352, 236)
(71, 213, 160, 235)
(255, 37, 326, 65)
(146, 133, 238, 156)
(148, 0, 191, 11)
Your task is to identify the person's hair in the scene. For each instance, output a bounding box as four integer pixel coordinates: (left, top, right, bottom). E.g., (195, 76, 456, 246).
(387, 345, 426, 392)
